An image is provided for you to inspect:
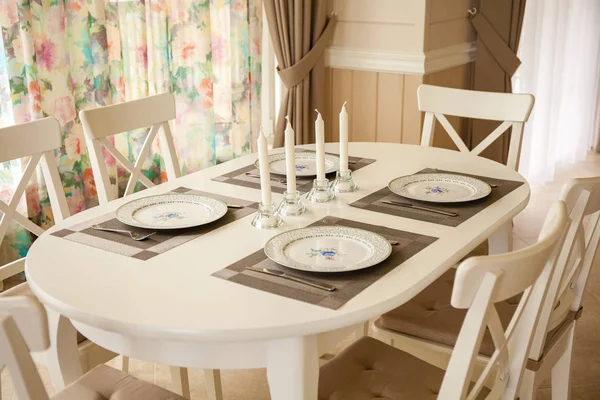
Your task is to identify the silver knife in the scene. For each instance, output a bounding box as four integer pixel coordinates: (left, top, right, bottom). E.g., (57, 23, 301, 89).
(245, 172, 287, 184)
(381, 200, 458, 217)
(245, 267, 337, 292)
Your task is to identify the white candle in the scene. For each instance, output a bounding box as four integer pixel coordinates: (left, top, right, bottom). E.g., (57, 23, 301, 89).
(339, 101, 349, 171)
(315, 109, 325, 181)
(284, 117, 297, 193)
(257, 129, 272, 206)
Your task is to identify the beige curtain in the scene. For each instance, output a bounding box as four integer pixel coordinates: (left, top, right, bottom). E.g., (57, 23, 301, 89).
(264, 1, 337, 147)
(468, 0, 527, 164)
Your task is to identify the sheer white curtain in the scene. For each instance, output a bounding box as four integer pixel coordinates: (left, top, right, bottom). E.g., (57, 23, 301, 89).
(514, 0, 600, 186)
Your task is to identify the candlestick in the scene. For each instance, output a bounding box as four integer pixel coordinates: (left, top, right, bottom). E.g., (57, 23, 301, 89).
(284, 117, 297, 194)
(257, 129, 272, 207)
(277, 190, 307, 216)
(306, 178, 335, 203)
(315, 109, 325, 182)
(332, 169, 358, 193)
(251, 202, 283, 229)
(339, 101, 349, 172)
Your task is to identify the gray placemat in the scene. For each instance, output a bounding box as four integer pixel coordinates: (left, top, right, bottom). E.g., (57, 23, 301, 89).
(350, 168, 525, 227)
(212, 216, 437, 310)
(212, 150, 376, 194)
(51, 187, 258, 260)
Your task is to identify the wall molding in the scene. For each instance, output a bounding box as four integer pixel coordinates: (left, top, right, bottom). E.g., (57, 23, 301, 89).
(325, 42, 476, 75)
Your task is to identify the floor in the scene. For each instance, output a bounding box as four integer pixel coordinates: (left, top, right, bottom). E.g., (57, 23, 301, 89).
(2, 155, 600, 399)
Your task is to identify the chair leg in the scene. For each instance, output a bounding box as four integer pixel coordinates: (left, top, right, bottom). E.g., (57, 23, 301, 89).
(170, 367, 191, 399)
(0, 365, 4, 400)
(551, 326, 575, 400)
(518, 370, 537, 400)
(204, 369, 224, 400)
(121, 355, 129, 373)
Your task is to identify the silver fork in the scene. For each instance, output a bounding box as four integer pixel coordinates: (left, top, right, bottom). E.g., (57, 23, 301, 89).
(91, 225, 156, 241)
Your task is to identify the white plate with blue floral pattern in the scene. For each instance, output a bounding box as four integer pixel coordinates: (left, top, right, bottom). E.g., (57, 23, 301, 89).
(255, 152, 340, 177)
(388, 173, 492, 203)
(264, 226, 392, 273)
(116, 194, 228, 230)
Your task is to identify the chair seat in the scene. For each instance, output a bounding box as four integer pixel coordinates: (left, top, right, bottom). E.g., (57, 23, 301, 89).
(0, 283, 87, 344)
(377, 269, 519, 357)
(52, 364, 185, 400)
(319, 336, 489, 400)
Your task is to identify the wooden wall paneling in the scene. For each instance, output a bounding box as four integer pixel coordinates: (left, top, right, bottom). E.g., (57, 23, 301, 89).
(401, 74, 424, 144)
(330, 69, 353, 143)
(376, 73, 404, 143)
(351, 70, 378, 142)
(324, 68, 334, 142)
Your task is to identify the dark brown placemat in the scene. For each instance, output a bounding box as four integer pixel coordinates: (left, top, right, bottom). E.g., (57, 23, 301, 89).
(212, 150, 376, 194)
(51, 187, 258, 260)
(349, 168, 525, 227)
(212, 216, 437, 310)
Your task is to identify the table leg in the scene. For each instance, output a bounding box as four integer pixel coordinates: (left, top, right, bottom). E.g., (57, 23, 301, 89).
(45, 308, 83, 390)
(267, 335, 319, 400)
(488, 220, 513, 255)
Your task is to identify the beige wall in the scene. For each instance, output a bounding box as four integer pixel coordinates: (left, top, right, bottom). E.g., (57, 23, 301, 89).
(328, 0, 476, 53)
(325, 0, 476, 147)
(425, 0, 476, 51)
(329, 0, 426, 53)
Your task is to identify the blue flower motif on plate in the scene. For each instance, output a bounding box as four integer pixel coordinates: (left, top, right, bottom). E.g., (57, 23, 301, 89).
(308, 248, 343, 261)
(154, 211, 186, 221)
(425, 185, 449, 195)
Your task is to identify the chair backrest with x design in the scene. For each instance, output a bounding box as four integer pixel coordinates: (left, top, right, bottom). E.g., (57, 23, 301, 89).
(80, 92, 181, 204)
(417, 84, 535, 170)
(0, 296, 51, 400)
(0, 118, 70, 282)
(526, 177, 600, 363)
(438, 202, 567, 400)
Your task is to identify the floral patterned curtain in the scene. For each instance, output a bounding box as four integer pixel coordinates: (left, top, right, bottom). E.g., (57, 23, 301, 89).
(0, 0, 261, 269)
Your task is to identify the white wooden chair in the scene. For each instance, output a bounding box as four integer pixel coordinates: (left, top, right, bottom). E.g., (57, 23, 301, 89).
(80, 92, 181, 204)
(365, 86, 537, 349)
(0, 295, 186, 400)
(0, 118, 119, 397)
(319, 201, 567, 400)
(372, 178, 600, 399)
(419, 84, 535, 255)
(80, 95, 214, 399)
(418, 84, 535, 171)
(518, 177, 600, 399)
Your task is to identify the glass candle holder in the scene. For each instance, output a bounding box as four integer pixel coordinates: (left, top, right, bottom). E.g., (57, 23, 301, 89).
(332, 170, 358, 193)
(251, 202, 283, 229)
(277, 191, 307, 216)
(306, 179, 335, 203)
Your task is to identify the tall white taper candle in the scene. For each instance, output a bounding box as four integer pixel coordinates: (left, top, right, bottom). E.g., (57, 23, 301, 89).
(284, 117, 297, 193)
(339, 101, 349, 171)
(315, 110, 325, 181)
(257, 129, 272, 206)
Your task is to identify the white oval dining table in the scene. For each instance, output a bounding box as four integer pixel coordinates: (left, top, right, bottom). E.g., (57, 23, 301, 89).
(26, 142, 530, 400)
